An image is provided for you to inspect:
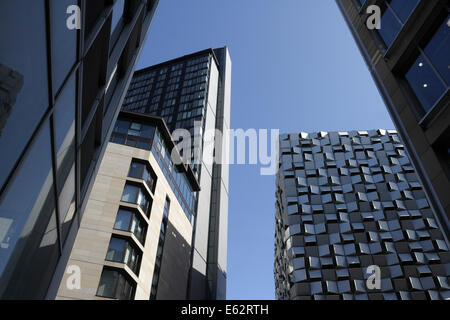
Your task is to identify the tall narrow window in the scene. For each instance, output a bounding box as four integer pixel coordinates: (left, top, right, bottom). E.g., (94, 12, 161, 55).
(150, 197, 170, 300)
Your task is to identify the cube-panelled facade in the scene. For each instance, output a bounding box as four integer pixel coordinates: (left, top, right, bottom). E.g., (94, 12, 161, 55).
(275, 130, 450, 300)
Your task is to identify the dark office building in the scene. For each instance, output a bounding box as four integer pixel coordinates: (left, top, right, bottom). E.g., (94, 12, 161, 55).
(336, 0, 450, 241)
(120, 47, 232, 299)
(275, 130, 450, 300)
(0, 0, 159, 299)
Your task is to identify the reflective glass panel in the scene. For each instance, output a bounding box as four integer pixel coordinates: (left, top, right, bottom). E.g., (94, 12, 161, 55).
(405, 53, 446, 113)
(423, 15, 450, 84)
(0, 0, 49, 190)
(0, 121, 54, 286)
(50, 0, 78, 92)
(53, 74, 77, 243)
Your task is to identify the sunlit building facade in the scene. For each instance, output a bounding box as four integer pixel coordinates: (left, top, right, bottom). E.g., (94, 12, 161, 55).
(0, 0, 159, 299)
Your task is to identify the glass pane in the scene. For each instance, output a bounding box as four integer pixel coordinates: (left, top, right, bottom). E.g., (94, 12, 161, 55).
(0, 0, 49, 190)
(0, 121, 54, 294)
(423, 15, 450, 85)
(130, 122, 141, 131)
(116, 274, 133, 300)
(50, 0, 78, 92)
(378, 7, 402, 47)
(130, 215, 138, 234)
(121, 184, 138, 203)
(53, 74, 77, 243)
(141, 125, 155, 139)
(114, 209, 132, 231)
(111, 0, 125, 35)
(406, 54, 446, 113)
(129, 161, 144, 179)
(137, 140, 152, 150)
(97, 269, 118, 298)
(389, 0, 419, 24)
(114, 120, 129, 133)
(128, 129, 140, 136)
(106, 237, 125, 262)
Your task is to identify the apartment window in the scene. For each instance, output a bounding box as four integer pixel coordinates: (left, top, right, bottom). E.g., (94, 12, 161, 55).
(114, 208, 147, 244)
(128, 159, 157, 192)
(96, 269, 135, 300)
(377, 0, 420, 48)
(111, 118, 155, 150)
(121, 183, 152, 215)
(106, 237, 141, 274)
(404, 14, 450, 114)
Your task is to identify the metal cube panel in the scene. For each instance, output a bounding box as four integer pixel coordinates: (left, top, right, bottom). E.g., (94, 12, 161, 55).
(275, 130, 450, 300)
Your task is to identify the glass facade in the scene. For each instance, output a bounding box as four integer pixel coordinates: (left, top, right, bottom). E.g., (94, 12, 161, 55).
(111, 118, 155, 150)
(152, 129, 196, 221)
(122, 53, 211, 157)
(377, 0, 420, 48)
(0, 0, 159, 299)
(405, 14, 450, 114)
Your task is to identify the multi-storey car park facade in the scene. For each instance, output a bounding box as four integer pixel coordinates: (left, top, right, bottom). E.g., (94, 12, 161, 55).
(336, 0, 450, 240)
(119, 48, 232, 300)
(0, 0, 159, 299)
(54, 111, 200, 300)
(275, 130, 450, 300)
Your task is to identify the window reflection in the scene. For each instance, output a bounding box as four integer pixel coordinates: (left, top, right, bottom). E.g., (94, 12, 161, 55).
(378, 0, 419, 48)
(50, 0, 78, 93)
(0, 120, 55, 294)
(53, 74, 77, 243)
(405, 54, 446, 113)
(0, 0, 49, 190)
(423, 15, 450, 84)
(111, 0, 125, 35)
(105, 237, 141, 274)
(114, 208, 146, 245)
(404, 15, 450, 114)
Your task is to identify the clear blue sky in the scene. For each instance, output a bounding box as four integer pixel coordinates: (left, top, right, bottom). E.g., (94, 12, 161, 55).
(137, 0, 394, 299)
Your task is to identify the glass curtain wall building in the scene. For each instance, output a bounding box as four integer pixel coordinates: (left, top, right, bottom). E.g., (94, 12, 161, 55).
(336, 0, 450, 241)
(0, 0, 159, 299)
(275, 130, 450, 300)
(121, 48, 232, 299)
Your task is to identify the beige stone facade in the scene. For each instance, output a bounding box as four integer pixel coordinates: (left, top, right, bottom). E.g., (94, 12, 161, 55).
(55, 142, 193, 300)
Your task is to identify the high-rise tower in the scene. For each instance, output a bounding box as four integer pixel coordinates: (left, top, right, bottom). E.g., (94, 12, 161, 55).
(121, 47, 232, 299)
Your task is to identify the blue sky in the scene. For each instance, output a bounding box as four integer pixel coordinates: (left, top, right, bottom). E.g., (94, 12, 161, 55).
(137, 0, 394, 299)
